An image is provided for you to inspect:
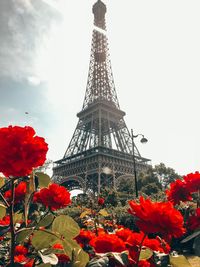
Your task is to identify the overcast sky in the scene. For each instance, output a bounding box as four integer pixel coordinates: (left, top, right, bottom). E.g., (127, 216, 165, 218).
(0, 0, 200, 175)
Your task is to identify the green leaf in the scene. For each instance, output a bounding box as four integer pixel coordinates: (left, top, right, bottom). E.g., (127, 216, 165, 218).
(86, 257, 109, 267)
(139, 248, 153, 260)
(99, 209, 109, 217)
(38, 214, 55, 228)
(35, 172, 51, 188)
(43, 248, 64, 255)
(38, 251, 58, 265)
(120, 252, 129, 265)
(71, 247, 89, 267)
(16, 229, 33, 243)
(52, 215, 80, 239)
(170, 255, 192, 267)
(62, 239, 80, 260)
(32, 230, 60, 251)
(0, 204, 6, 219)
(193, 236, 200, 256)
(96, 251, 129, 265)
(80, 210, 92, 219)
(181, 230, 200, 243)
(0, 177, 5, 189)
(14, 212, 23, 224)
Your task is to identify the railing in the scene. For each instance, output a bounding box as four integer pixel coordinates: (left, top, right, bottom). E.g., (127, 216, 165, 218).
(53, 146, 150, 169)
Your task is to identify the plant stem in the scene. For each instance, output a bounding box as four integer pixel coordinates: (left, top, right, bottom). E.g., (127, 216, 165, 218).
(94, 213, 99, 236)
(136, 233, 147, 266)
(197, 190, 200, 208)
(0, 191, 10, 208)
(9, 179, 16, 266)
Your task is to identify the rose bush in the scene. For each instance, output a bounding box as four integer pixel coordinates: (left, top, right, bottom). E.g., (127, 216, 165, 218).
(0, 125, 89, 267)
(0, 125, 199, 266)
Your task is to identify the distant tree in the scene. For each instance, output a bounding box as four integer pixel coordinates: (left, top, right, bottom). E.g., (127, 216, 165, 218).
(153, 163, 181, 189)
(137, 167, 162, 195)
(116, 168, 162, 197)
(117, 177, 135, 194)
(140, 182, 161, 195)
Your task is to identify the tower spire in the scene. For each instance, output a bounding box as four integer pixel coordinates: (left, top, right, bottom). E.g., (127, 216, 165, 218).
(93, 0, 107, 28)
(83, 0, 119, 110)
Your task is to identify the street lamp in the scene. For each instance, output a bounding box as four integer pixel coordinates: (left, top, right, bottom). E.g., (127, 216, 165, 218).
(131, 129, 148, 198)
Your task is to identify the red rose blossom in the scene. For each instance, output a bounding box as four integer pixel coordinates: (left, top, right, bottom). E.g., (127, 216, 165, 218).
(183, 171, 200, 193)
(52, 243, 70, 263)
(14, 254, 27, 263)
(14, 255, 34, 266)
(125, 231, 170, 264)
(128, 197, 185, 240)
(24, 259, 34, 267)
(138, 260, 151, 267)
(0, 215, 10, 226)
(0, 126, 48, 177)
(116, 227, 133, 242)
(98, 197, 105, 206)
(15, 245, 28, 255)
(4, 181, 27, 203)
(143, 237, 170, 254)
(89, 233, 126, 253)
(187, 208, 200, 231)
(125, 231, 144, 246)
(75, 229, 95, 245)
(34, 183, 71, 210)
(166, 179, 192, 205)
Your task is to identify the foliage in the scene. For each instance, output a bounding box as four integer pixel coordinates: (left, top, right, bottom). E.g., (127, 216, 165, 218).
(153, 163, 181, 189)
(117, 177, 135, 194)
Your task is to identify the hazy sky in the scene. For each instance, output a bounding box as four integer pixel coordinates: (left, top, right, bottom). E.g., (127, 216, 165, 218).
(0, 0, 200, 175)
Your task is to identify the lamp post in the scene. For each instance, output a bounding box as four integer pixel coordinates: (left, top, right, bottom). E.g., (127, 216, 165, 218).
(131, 129, 148, 198)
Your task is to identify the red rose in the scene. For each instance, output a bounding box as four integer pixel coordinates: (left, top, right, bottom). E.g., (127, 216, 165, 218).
(138, 260, 151, 267)
(24, 259, 34, 267)
(183, 171, 200, 193)
(128, 197, 185, 240)
(166, 179, 192, 205)
(89, 233, 126, 253)
(98, 197, 105, 206)
(0, 125, 48, 177)
(75, 229, 95, 245)
(125, 231, 170, 263)
(116, 227, 133, 242)
(52, 243, 70, 263)
(14, 254, 27, 263)
(125, 232, 146, 248)
(15, 245, 28, 255)
(4, 181, 27, 203)
(34, 183, 71, 210)
(143, 237, 170, 254)
(14, 255, 34, 266)
(0, 215, 10, 226)
(187, 208, 200, 231)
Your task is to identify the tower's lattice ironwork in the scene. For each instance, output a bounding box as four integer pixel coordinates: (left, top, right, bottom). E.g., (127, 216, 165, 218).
(53, 0, 150, 193)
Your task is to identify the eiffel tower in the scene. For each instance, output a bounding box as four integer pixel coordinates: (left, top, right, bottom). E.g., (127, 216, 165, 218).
(53, 0, 150, 193)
